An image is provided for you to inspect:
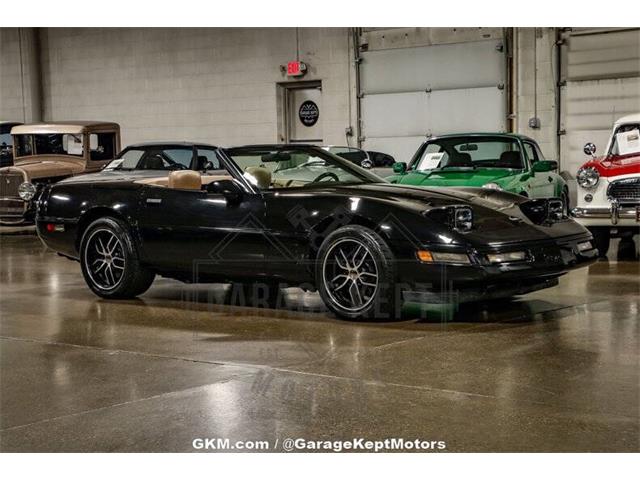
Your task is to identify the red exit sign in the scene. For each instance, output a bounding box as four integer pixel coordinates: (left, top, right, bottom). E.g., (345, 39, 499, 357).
(286, 61, 307, 77)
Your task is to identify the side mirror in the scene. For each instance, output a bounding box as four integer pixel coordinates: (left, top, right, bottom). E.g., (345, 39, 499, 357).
(392, 162, 407, 174)
(206, 179, 244, 204)
(583, 142, 596, 157)
(532, 160, 556, 173)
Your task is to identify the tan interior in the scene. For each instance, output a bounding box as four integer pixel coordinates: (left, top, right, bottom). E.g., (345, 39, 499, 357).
(244, 166, 272, 189)
(134, 171, 233, 189)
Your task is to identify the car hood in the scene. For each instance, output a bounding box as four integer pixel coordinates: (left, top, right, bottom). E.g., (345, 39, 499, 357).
(580, 153, 640, 177)
(393, 168, 517, 187)
(315, 183, 587, 245)
(0, 158, 83, 180)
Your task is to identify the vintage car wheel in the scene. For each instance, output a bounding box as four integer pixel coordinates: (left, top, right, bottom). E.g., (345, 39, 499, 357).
(80, 217, 155, 299)
(316, 225, 398, 320)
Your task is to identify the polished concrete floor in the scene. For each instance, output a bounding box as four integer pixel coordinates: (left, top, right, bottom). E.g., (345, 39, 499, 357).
(0, 234, 638, 452)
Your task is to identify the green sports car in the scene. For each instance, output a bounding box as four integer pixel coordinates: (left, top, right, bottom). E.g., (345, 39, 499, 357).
(387, 133, 569, 211)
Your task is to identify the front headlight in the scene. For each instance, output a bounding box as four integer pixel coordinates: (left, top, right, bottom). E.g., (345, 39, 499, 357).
(483, 182, 502, 190)
(18, 182, 37, 201)
(454, 206, 473, 232)
(576, 166, 599, 189)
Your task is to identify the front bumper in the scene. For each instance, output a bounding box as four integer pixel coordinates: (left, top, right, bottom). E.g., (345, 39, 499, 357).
(397, 233, 598, 301)
(572, 203, 640, 227)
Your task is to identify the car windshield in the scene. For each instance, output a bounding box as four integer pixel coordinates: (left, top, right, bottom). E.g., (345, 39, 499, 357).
(411, 136, 524, 171)
(609, 123, 640, 156)
(14, 133, 85, 157)
(224, 146, 384, 190)
(109, 147, 194, 171)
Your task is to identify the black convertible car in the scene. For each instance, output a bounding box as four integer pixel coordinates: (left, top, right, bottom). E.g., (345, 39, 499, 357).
(35, 144, 597, 320)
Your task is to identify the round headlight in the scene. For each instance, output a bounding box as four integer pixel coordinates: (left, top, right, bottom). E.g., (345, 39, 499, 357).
(483, 182, 502, 190)
(18, 182, 37, 201)
(576, 166, 599, 189)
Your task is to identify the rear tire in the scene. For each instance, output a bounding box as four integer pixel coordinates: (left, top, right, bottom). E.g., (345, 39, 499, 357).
(589, 227, 611, 258)
(316, 225, 399, 320)
(80, 217, 155, 299)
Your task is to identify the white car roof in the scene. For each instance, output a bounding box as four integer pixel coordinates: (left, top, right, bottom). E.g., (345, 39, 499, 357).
(614, 113, 640, 126)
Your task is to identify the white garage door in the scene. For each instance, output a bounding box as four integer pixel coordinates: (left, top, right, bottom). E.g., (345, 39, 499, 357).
(359, 33, 507, 163)
(560, 28, 640, 175)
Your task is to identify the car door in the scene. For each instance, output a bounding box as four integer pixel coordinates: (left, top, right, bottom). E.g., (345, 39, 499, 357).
(137, 181, 268, 281)
(524, 141, 555, 198)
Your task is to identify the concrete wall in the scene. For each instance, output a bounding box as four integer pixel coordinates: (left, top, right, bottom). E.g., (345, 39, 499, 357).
(36, 27, 356, 147)
(515, 27, 559, 160)
(1, 28, 41, 123)
(0, 27, 572, 160)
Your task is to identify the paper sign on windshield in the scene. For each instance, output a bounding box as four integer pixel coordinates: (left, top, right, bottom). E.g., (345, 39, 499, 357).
(417, 152, 445, 171)
(616, 129, 640, 156)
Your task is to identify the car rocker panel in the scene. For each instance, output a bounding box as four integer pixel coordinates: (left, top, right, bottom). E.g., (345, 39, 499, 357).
(35, 145, 596, 321)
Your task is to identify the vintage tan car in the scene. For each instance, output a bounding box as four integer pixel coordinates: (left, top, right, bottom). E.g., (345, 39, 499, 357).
(0, 121, 120, 224)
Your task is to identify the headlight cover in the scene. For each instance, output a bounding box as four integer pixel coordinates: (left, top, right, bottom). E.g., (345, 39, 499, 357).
(482, 182, 502, 190)
(576, 166, 599, 189)
(18, 182, 37, 201)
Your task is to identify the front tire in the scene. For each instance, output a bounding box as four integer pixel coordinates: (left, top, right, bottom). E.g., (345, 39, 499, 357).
(316, 225, 399, 320)
(80, 217, 155, 298)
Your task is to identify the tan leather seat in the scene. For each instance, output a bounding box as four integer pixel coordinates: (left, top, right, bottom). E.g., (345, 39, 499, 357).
(244, 166, 272, 189)
(168, 170, 201, 190)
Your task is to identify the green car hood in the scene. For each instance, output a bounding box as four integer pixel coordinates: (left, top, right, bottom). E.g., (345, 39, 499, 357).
(391, 168, 518, 187)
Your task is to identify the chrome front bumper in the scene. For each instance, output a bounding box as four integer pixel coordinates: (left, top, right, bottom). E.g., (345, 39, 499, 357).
(572, 202, 640, 225)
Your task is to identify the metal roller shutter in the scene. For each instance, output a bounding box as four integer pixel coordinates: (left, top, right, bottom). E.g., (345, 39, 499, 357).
(358, 29, 507, 163)
(560, 28, 640, 175)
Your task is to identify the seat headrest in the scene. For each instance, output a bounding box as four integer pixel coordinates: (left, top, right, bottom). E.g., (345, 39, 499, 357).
(196, 155, 209, 170)
(144, 154, 165, 170)
(499, 151, 522, 167)
(168, 170, 202, 190)
(447, 152, 473, 167)
(244, 166, 272, 189)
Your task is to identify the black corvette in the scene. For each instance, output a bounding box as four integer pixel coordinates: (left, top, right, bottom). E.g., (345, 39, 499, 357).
(36, 144, 597, 320)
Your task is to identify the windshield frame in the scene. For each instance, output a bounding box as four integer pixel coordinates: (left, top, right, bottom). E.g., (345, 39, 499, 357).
(409, 135, 526, 172)
(222, 145, 387, 191)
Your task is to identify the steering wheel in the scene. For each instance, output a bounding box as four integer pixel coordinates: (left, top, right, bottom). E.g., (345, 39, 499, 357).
(310, 172, 339, 184)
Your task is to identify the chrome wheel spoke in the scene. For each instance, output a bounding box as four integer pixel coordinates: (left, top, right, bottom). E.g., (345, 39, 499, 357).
(348, 281, 363, 307)
(86, 230, 126, 290)
(323, 238, 379, 312)
(336, 249, 350, 270)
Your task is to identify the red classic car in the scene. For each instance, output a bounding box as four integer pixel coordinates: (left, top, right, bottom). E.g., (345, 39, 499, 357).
(572, 114, 640, 255)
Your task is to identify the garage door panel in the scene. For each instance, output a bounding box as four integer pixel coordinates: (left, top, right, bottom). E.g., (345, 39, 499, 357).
(567, 29, 640, 80)
(361, 39, 504, 94)
(362, 87, 505, 138)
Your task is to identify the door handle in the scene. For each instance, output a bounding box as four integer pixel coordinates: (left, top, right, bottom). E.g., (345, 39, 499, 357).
(146, 198, 162, 205)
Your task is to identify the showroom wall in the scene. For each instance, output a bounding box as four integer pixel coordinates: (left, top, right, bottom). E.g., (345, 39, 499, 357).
(0, 28, 41, 123)
(1, 27, 638, 171)
(36, 28, 357, 147)
(516, 28, 559, 161)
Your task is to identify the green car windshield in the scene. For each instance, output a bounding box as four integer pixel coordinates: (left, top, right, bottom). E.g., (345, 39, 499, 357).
(410, 136, 525, 171)
(224, 146, 385, 190)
